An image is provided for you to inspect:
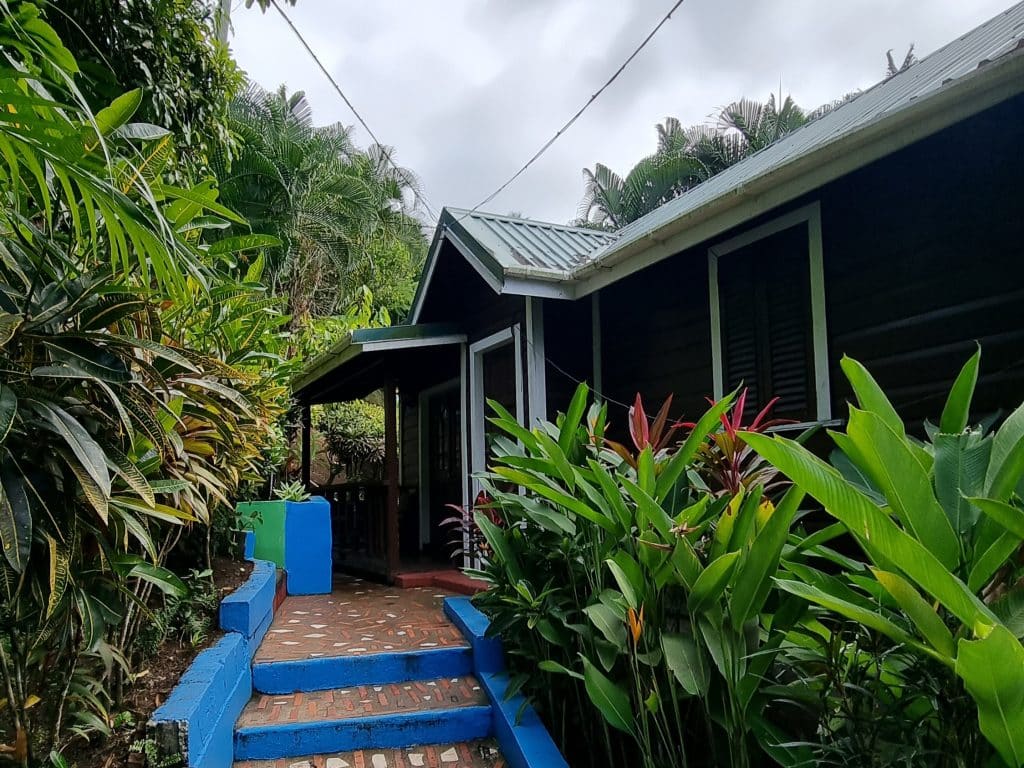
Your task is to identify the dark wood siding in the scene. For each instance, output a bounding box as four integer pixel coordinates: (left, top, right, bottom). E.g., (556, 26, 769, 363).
(599, 250, 715, 429)
(544, 297, 595, 419)
(820, 94, 1024, 425)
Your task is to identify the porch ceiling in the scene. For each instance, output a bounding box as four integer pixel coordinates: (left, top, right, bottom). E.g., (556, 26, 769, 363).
(293, 323, 466, 404)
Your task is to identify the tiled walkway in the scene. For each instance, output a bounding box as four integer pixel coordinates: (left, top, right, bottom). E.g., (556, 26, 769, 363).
(255, 579, 468, 662)
(235, 578, 507, 768)
(237, 677, 487, 727)
(234, 739, 506, 767)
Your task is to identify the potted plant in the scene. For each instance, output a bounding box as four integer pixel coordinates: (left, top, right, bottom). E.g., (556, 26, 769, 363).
(235, 481, 333, 595)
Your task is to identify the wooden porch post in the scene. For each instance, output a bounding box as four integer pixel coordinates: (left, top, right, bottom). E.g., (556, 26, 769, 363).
(300, 403, 311, 489)
(384, 382, 400, 581)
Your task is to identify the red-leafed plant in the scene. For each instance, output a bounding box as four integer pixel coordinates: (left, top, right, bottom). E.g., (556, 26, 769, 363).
(603, 393, 682, 468)
(685, 388, 793, 496)
(441, 490, 499, 564)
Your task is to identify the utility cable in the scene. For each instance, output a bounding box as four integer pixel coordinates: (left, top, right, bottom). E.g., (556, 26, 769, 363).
(459, 0, 687, 220)
(270, 0, 441, 224)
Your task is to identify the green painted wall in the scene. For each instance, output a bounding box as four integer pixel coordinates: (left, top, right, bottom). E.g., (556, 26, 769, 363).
(236, 500, 287, 569)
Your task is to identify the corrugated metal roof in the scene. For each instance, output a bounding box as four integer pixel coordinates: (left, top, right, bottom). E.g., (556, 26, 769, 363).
(581, 1, 1024, 269)
(444, 207, 617, 273)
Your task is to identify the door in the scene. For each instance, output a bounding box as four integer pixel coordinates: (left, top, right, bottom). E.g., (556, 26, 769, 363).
(425, 386, 462, 560)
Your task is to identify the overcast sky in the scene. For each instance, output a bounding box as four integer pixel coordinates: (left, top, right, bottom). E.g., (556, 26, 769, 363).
(230, 1, 1011, 225)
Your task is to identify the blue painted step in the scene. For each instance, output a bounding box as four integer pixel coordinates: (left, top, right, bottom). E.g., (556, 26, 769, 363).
(234, 704, 493, 760)
(252, 646, 473, 694)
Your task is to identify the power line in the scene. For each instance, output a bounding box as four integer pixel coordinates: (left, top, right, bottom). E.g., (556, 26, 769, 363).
(461, 0, 687, 219)
(270, 0, 441, 224)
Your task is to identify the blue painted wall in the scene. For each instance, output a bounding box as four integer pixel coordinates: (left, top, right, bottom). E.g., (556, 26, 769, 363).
(283, 496, 332, 594)
(150, 557, 277, 767)
(444, 597, 569, 768)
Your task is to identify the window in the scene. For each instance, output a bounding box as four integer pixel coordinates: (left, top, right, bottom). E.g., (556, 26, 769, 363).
(709, 203, 830, 422)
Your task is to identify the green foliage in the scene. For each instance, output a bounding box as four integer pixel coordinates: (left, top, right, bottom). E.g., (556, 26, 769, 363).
(213, 84, 427, 325)
(745, 348, 1024, 766)
(473, 384, 807, 767)
(46, 0, 243, 175)
(314, 400, 385, 483)
(0, 5, 290, 762)
(578, 93, 814, 228)
(273, 480, 311, 502)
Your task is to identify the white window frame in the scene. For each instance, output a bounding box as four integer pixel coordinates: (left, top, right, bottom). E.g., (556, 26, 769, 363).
(468, 326, 524, 493)
(524, 297, 547, 426)
(417, 378, 461, 548)
(707, 201, 831, 421)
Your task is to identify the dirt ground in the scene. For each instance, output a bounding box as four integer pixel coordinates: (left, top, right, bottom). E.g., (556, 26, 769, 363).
(65, 557, 254, 768)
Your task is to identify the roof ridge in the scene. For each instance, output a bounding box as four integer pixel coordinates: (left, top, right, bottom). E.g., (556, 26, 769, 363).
(444, 206, 618, 237)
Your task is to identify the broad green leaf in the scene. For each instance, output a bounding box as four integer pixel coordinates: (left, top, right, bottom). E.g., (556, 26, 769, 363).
(0, 474, 30, 573)
(662, 633, 708, 696)
(986, 402, 1024, 500)
(846, 408, 960, 569)
(606, 552, 644, 609)
(968, 531, 1021, 593)
(558, 383, 588, 456)
(620, 476, 673, 538)
(743, 432, 997, 635)
(581, 657, 635, 735)
(32, 401, 111, 496)
(474, 512, 521, 582)
(934, 432, 991, 536)
(0, 385, 17, 443)
(991, 587, 1024, 639)
(774, 579, 939, 661)
(584, 603, 627, 650)
(873, 569, 955, 658)
(116, 557, 188, 598)
(730, 486, 803, 630)
(688, 550, 740, 614)
(940, 347, 980, 434)
(956, 626, 1024, 767)
(114, 122, 172, 141)
(970, 497, 1024, 539)
(840, 355, 905, 437)
(93, 89, 143, 138)
(491, 467, 617, 534)
(538, 660, 583, 680)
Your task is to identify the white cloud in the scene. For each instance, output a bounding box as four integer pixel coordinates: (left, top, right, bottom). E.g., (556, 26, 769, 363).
(230, 0, 1012, 224)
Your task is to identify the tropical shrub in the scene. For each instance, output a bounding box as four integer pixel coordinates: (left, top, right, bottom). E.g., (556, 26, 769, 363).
(314, 400, 386, 483)
(472, 385, 808, 767)
(745, 348, 1024, 767)
(0, 5, 288, 761)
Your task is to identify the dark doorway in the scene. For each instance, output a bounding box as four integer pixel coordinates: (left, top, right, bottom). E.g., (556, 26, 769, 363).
(425, 385, 462, 561)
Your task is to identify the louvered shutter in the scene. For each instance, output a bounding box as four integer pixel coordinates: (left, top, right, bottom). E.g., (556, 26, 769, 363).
(718, 223, 814, 421)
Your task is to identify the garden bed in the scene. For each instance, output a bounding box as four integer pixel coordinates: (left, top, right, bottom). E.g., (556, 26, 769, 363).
(64, 557, 253, 768)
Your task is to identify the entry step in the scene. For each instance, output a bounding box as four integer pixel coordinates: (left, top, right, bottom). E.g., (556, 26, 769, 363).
(233, 739, 506, 767)
(233, 678, 492, 760)
(238, 677, 488, 727)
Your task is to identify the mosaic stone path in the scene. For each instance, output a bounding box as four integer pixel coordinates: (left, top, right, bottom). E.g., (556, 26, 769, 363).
(233, 739, 506, 768)
(255, 578, 467, 663)
(234, 578, 507, 767)
(237, 677, 487, 727)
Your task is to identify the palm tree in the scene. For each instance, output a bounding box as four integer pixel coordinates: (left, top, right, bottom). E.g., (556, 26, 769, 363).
(213, 84, 426, 326)
(578, 94, 811, 228)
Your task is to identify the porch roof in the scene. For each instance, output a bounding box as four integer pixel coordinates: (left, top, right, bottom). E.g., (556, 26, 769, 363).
(293, 323, 466, 404)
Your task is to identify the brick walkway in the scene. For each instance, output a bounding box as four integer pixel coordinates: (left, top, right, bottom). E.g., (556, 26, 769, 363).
(237, 677, 486, 727)
(234, 739, 506, 767)
(255, 578, 467, 663)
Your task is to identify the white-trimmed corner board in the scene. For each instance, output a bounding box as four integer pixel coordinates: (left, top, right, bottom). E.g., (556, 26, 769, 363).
(468, 326, 524, 492)
(707, 201, 831, 420)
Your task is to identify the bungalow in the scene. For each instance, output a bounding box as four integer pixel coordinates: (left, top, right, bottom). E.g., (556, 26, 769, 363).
(293, 3, 1024, 580)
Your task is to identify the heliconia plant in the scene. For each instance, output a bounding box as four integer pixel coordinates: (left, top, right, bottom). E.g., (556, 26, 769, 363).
(470, 384, 812, 768)
(744, 347, 1024, 767)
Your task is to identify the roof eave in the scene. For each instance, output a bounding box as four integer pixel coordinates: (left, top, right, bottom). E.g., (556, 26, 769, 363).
(570, 46, 1024, 296)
